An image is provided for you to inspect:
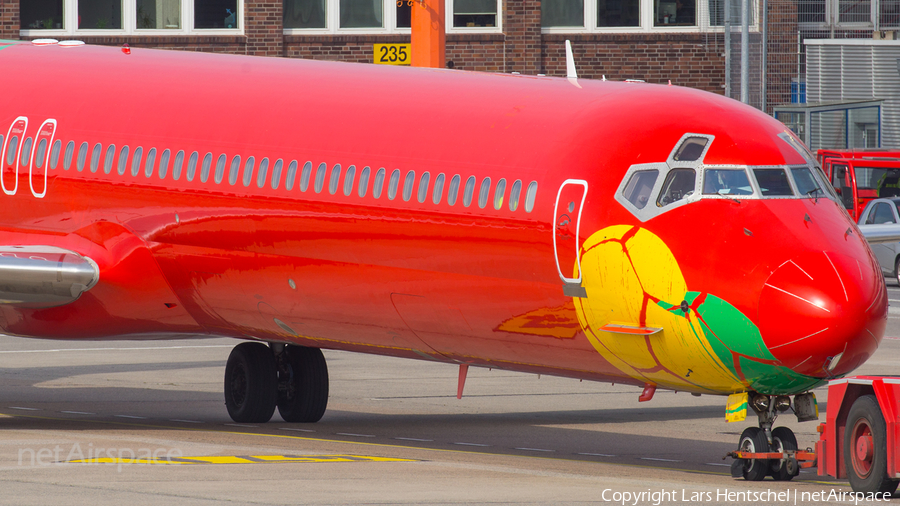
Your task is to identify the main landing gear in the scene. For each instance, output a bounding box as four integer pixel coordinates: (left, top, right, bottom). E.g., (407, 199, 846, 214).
(224, 342, 329, 423)
(731, 393, 803, 482)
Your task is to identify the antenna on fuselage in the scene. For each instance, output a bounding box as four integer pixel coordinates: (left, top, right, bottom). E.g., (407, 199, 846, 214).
(565, 40, 577, 79)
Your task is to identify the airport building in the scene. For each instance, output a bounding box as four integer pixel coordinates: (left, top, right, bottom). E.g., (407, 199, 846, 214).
(12, 0, 730, 93)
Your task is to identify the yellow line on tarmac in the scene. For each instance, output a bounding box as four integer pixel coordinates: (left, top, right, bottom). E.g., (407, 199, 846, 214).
(67, 454, 416, 465)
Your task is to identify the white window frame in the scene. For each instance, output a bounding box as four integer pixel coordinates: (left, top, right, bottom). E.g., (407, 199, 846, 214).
(283, 0, 410, 34)
(541, 0, 756, 33)
(20, 0, 244, 37)
(283, 0, 501, 34)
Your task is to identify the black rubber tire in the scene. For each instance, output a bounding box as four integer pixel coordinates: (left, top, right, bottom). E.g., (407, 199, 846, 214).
(770, 426, 799, 481)
(738, 427, 770, 481)
(277, 346, 329, 423)
(895, 257, 900, 287)
(224, 342, 278, 423)
(844, 395, 900, 494)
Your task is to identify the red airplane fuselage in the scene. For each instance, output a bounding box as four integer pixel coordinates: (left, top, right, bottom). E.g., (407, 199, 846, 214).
(0, 41, 887, 398)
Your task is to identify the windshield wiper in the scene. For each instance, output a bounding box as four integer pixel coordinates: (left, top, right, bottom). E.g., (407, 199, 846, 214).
(807, 187, 820, 203)
(717, 190, 741, 204)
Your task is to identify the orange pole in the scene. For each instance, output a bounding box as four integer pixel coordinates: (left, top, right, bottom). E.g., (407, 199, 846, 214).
(410, 0, 445, 68)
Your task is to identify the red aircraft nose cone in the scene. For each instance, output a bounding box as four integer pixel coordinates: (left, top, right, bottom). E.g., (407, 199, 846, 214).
(757, 250, 887, 378)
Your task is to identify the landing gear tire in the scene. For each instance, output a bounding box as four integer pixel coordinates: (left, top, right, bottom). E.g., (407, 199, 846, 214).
(224, 342, 278, 423)
(277, 346, 329, 423)
(770, 426, 799, 481)
(844, 395, 900, 494)
(738, 427, 770, 481)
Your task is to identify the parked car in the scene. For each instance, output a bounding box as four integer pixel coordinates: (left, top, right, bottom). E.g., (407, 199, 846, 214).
(858, 197, 900, 284)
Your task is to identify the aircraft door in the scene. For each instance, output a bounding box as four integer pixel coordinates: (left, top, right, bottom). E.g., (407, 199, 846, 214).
(30, 120, 56, 198)
(2, 117, 27, 196)
(553, 179, 588, 297)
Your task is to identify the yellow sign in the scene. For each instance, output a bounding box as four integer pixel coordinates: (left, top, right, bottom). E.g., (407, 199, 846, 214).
(374, 44, 411, 66)
(726, 392, 749, 423)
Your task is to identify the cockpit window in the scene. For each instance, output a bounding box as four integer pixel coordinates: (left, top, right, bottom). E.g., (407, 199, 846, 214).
(673, 137, 709, 162)
(703, 168, 752, 196)
(622, 170, 658, 209)
(790, 167, 822, 197)
(656, 168, 695, 207)
(753, 168, 793, 196)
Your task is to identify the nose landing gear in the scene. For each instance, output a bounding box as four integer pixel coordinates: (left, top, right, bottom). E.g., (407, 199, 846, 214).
(729, 393, 805, 482)
(224, 342, 329, 424)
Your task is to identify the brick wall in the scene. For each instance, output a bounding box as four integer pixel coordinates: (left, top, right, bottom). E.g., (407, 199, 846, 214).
(543, 33, 725, 93)
(503, 0, 541, 74)
(1, 0, 20, 40)
(246, 0, 283, 56)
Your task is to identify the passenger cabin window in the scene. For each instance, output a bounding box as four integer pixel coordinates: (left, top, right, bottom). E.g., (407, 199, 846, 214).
(63, 140, 74, 170)
(214, 154, 226, 184)
(89, 142, 101, 173)
(286, 160, 298, 191)
(315, 162, 327, 193)
(509, 179, 522, 211)
(186, 151, 198, 181)
(300, 161, 312, 191)
(50, 140, 61, 169)
(358, 166, 370, 197)
(272, 159, 283, 190)
(257, 158, 270, 188)
(373, 168, 386, 198)
(21, 137, 34, 167)
(200, 152, 212, 183)
(229, 155, 241, 185)
(702, 168, 752, 196)
(131, 147, 144, 177)
(417, 171, 430, 203)
(76, 141, 88, 172)
(388, 169, 400, 200)
(159, 149, 170, 179)
(5, 135, 18, 167)
(432, 173, 445, 205)
(622, 170, 658, 209)
(463, 176, 476, 207)
(790, 167, 822, 197)
(343, 165, 355, 196)
(493, 178, 506, 210)
(328, 163, 340, 194)
(145, 148, 157, 178)
(117, 146, 129, 175)
(478, 177, 491, 208)
(673, 137, 708, 162)
(448, 175, 461, 205)
(243, 156, 255, 187)
(36, 139, 48, 169)
(173, 150, 184, 180)
(103, 144, 115, 174)
(402, 170, 415, 201)
(870, 203, 896, 224)
(524, 181, 538, 212)
(753, 168, 793, 196)
(656, 168, 695, 207)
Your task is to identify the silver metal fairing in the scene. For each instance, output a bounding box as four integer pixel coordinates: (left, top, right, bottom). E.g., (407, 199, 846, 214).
(0, 246, 99, 308)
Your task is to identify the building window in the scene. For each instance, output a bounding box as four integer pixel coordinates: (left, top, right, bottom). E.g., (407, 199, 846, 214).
(598, 0, 638, 27)
(23, 0, 64, 29)
(80, 0, 123, 29)
(137, 0, 181, 29)
(195, 0, 239, 28)
(453, 0, 497, 27)
(284, 0, 498, 33)
(22, 0, 242, 34)
(543, 0, 735, 30)
(284, 0, 327, 28)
